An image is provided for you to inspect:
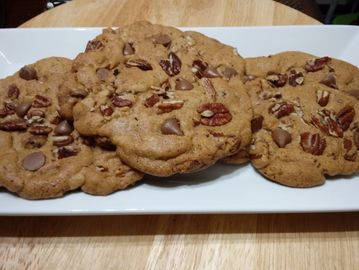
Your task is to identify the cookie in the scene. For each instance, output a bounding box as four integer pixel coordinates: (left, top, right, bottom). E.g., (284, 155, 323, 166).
(0, 58, 142, 199)
(70, 21, 252, 176)
(238, 52, 359, 187)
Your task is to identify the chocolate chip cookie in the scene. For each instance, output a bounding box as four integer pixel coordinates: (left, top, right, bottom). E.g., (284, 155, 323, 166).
(72, 21, 252, 176)
(0, 57, 142, 199)
(238, 52, 359, 187)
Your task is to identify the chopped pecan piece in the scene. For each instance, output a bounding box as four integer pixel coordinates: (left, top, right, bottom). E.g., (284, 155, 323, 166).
(304, 57, 331, 72)
(157, 100, 184, 114)
(251, 115, 264, 133)
(125, 59, 153, 71)
(316, 89, 330, 107)
(23, 135, 47, 149)
(192, 60, 208, 78)
(144, 94, 160, 107)
(268, 102, 294, 118)
(112, 96, 133, 108)
(159, 52, 181, 76)
(123, 43, 135, 55)
(300, 132, 326, 155)
(266, 72, 287, 87)
(288, 70, 304, 86)
(337, 105, 355, 131)
(57, 147, 78, 159)
(100, 104, 114, 116)
(0, 107, 15, 118)
(197, 103, 232, 126)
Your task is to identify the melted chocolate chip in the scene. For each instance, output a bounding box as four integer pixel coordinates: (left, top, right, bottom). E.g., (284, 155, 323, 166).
(15, 102, 32, 118)
(161, 118, 184, 136)
(153, 34, 172, 47)
(21, 151, 46, 171)
(19, 66, 37, 81)
(175, 77, 193, 90)
(54, 120, 73, 135)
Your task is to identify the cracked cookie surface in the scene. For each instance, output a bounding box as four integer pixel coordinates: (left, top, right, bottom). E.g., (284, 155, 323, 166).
(235, 51, 359, 187)
(71, 21, 252, 176)
(0, 57, 142, 199)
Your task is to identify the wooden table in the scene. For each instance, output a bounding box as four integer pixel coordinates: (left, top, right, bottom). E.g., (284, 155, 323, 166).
(1, 0, 357, 269)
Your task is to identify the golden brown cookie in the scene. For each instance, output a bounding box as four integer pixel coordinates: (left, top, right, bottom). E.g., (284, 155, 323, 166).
(71, 21, 252, 176)
(234, 52, 359, 187)
(0, 58, 142, 199)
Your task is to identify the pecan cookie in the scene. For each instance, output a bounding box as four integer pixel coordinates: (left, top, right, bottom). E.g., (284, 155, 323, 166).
(235, 52, 359, 187)
(72, 21, 252, 176)
(0, 58, 142, 199)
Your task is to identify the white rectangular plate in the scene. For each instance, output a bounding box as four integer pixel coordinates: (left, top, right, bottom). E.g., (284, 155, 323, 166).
(0, 25, 359, 215)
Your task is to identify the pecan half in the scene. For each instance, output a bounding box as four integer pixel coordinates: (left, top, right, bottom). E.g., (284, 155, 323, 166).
(112, 96, 133, 108)
(288, 70, 304, 86)
(29, 125, 53, 136)
(159, 52, 181, 76)
(32, 95, 51, 108)
(311, 114, 343, 138)
(0, 107, 15, 118)
(0, 119, 27, 131)
(7, 84, 20, 99)
(144, 94, 160, 107)
(316, 89, 330, 107)
(266, 72, 287, 87)
(197, 103, 232, 126)
(125, 59, 153, 71)
(337, 105, 355, 131)
(268, 102, 294, 118)
(300, 132, 326, 155)
(304, 57, 331, 72)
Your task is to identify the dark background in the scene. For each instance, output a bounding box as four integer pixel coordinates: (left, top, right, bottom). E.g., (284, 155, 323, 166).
(0, 0, 358, 27)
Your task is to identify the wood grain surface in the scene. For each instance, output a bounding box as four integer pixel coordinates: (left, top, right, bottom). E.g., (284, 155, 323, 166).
(1, 0, 357, 269)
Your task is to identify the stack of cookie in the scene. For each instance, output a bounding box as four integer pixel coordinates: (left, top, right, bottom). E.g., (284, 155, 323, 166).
(0, 22, 358, 199)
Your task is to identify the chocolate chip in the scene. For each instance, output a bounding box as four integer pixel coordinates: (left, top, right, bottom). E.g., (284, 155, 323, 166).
(251, 115, 264, 133)
(7, 84, 20, 99)
(175, 77, 193, 90)
(159, 52, 181, 76)
(15, 102, 32, 117)
(54, 120, 73, 135)
(354, 131, 359, 149)
(97, 68, 109, 81)
(21, 151, 46, 171)
(272, 128, 291, 148)
(222, 67, 238, 79)
(347, 89, 359, 100)
(19, 66, 37, 81)
(123, 43, 135, 56)
(161, 118, 184, 136)
(320, 74, 337, 89)
(153, 34, 172, 47)
(202, 67, 221, 78)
